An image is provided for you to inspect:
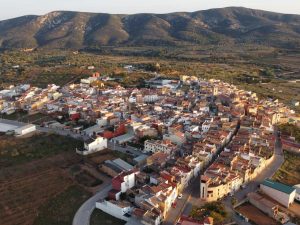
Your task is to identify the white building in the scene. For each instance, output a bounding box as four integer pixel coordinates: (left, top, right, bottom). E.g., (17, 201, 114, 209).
(144, 140, 176, 154)
(96, 200, 133, 222)
(111, 170, 138, 201)
(82, 124, 104, 137)
(144, 94, 159, 103)
(163, 133, 186, 146)
(96, 117, 108, 127)
(77, 137, 108, 155)
(14, 124, 36, 136)
(202, 122, 211, 133)
(293, 184, 300, 202)
(260, 179, 296, 208)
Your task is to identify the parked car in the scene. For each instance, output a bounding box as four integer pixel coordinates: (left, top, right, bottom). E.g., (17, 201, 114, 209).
(177, 194, 183, 199)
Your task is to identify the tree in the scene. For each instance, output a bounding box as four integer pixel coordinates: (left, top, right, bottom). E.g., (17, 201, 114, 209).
(231, 197, 238, 206)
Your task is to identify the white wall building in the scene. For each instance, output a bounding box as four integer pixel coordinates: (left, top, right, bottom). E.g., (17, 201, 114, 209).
(96, 200, 133, 222)
(293, 184, 300, 202)
(144, 140, 176, 154)
(14, 124, 36, 136)
(144, 94, 159, 103)
(202, 122, 211, 133)
(163, 133, 186, 146)
(260, 179, 296, 208)
(96, 117, 108, 127)
(77, 137, 108, 155)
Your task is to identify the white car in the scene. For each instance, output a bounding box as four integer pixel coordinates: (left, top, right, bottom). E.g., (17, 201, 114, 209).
(177, 194, 183, 199)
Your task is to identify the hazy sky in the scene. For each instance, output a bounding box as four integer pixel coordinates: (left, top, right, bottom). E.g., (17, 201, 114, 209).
(0, 0, 299, 20)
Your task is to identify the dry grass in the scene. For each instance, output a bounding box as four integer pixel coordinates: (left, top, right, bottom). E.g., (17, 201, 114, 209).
(0, 134, 83, 167)
(273, 151, 300, 186)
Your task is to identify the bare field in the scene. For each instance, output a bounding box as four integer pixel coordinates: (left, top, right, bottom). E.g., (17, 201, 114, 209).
(0, 167, 73, 225)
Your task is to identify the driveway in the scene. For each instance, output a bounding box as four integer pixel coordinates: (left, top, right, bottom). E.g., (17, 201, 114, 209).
(72, 184, 112, 225)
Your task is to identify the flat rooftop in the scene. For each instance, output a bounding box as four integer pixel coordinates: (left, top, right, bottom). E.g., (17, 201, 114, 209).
(262, 178, 296, 195)
(0, 123, 19, 132)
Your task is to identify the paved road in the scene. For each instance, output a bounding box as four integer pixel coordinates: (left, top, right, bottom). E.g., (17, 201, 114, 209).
(73, 184, 112, 225)
(163, 177, 199, 225)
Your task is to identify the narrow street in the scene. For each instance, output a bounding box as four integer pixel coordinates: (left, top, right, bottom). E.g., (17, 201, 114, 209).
(163, 176, 200, 225)
(223, 128, 284, 225)
(163, 124, 239, 225)
(163, 127, 284, 225)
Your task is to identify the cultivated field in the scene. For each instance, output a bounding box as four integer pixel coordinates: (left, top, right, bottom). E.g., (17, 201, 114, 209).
(0, 166, 73, 225)
(0, 134, 95, 225)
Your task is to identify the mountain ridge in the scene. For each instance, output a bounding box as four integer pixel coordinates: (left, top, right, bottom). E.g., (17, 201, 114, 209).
(1, 7, 300, 49)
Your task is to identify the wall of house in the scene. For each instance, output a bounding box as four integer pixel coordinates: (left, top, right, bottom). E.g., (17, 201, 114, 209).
(87, 137, 107, 151)
(260, 185, 295, 208)
(144, 141, 171, 154)
(15, 125, 36, 136)
(121, 173, 135, 193)
(102, 123, 126, 139)
(144, 95, 159, 103)
(201, 181, 232, 202)
(248, 154, 274, 181)
(100, 165, 119, 177)
(202, 123, 210, 133)
(249, 197, 277, 218)
(162, 187, 177, 218)
(95, 201, 132, 222)
(96, 118, 108, 127)
(295, 192, 300, 202)
(192, 162, 202, 177)
(163, 134, 185, 146)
